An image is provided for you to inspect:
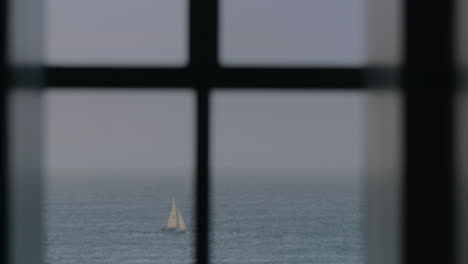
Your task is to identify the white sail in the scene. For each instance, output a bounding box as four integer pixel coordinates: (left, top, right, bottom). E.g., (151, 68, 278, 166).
(166, 198, 178, 228)
(176, 208, 187, 230)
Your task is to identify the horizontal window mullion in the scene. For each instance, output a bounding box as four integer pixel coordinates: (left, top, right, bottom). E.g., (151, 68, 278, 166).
(46, 67, 364, 89)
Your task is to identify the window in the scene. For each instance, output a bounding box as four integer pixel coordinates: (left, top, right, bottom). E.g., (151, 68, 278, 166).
(212, 91, 365, 263)
(220, 0, 365, 66)
(47, 0, 188, 65)
(2, 0, 460, 264)
(44, 90, 195, 264)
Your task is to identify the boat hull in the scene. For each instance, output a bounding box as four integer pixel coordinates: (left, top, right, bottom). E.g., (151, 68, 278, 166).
(161, 227, 187, 233)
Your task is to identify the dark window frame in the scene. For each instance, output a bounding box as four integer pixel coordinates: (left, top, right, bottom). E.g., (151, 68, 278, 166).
(45, 1, 364, 264)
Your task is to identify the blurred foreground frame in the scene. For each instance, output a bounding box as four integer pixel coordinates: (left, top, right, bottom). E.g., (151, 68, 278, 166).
(0, 1, 463, 264)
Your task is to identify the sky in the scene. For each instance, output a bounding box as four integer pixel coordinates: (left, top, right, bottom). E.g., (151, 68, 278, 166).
(45, 91, 194, 173)
(212, 91, 364, 173)
(46, 0, 365, 65)
(45, 91, 364, 175)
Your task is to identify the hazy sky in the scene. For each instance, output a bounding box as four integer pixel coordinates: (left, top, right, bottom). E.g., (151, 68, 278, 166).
(45, 91, 194, 172)
(45, 91, 364, 174)
(46, 0, 364, 65)
(213, 92, 364, 173)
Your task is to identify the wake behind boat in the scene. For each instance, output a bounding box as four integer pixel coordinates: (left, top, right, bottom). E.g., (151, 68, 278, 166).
(161, 198, 187, 233)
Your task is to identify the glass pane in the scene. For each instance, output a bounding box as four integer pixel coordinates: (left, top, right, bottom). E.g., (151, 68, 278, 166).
(366, 89, 402, 264)
(212, 91, 365, 263)
(47, 0, 187, 65)
(221, 0, 365, 66)
(44, 90, 194, 264)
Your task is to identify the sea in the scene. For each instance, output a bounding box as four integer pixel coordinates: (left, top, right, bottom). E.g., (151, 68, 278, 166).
(45, 170, 364, 264)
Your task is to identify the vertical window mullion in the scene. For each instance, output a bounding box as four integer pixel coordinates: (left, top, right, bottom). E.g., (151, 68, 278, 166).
(195, 88, 211, 264)
(402, 0, 456, 263)
(190, 0, 218, 263)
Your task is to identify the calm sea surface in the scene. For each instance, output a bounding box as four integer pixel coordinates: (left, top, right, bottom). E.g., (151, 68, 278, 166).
(45, 171, 364, 264)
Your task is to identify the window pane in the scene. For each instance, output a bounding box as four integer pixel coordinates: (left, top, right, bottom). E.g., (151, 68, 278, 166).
(47, 0, 187, 65)
(44, 90, 194, 264)
(221, 0, 365, 66)
(212, 91, 365, 263)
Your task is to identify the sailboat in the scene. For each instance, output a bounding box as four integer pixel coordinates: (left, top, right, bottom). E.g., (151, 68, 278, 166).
(161, 198, 187, 233)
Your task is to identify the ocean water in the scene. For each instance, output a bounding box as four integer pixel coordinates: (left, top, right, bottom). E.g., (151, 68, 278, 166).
(45, 171, 364, 264)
